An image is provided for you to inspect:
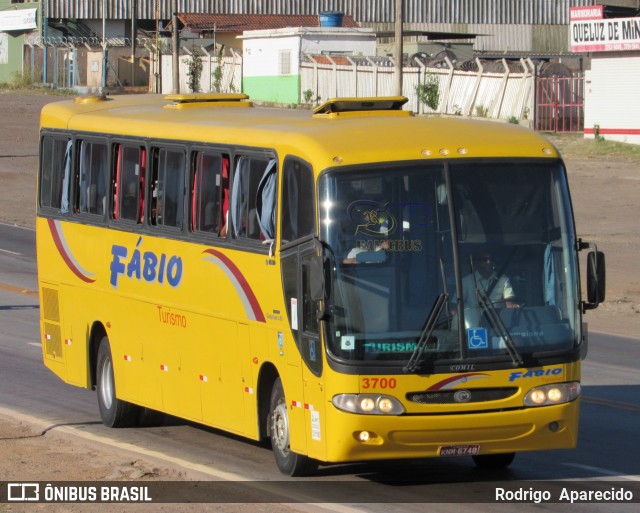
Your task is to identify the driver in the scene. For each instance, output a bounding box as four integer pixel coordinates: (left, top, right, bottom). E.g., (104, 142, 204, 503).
(462, 253, 518, 309)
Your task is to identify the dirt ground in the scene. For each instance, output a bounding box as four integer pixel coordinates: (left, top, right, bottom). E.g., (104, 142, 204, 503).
(0, 90, 638, 508)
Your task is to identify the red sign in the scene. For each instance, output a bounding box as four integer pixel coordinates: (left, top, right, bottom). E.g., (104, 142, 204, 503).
(570, 5, 604, 21)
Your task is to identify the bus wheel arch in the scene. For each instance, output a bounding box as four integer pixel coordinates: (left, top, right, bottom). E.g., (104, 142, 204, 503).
(257, 362, 279, 442)
(88, 322, 108, 390)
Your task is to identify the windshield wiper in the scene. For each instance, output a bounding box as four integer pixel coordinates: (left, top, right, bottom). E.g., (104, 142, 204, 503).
(404, 293, 448, 373)
(476, 289, 523, 366)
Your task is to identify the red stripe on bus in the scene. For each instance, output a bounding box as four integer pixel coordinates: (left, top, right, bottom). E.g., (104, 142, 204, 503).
(203, 248, 266, 322)
(47, 219, 95, 283)
(426, 373, 488, 391)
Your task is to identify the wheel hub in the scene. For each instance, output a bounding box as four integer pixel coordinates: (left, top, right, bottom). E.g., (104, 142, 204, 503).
(272, 402, 290, 454)
(99, 359, 113, 409)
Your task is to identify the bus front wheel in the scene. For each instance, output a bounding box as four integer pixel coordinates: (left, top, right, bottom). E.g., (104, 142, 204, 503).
(269, 378, 318, 476)
(96, 336, 139, 428)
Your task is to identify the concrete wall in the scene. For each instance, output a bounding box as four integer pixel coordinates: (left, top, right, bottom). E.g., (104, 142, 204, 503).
(584, 53, 640, 145)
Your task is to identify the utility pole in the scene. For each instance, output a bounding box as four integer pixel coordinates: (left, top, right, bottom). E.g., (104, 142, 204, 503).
(393, 0, 404, 96)
(101, 0, 107, 90)
(154, 3, 160, 93)
(43, 0, 48, 85)
(172, 0, 180, 93)
(130, 0, 137, 87)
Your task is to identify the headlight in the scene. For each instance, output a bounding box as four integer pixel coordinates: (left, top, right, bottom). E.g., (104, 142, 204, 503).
(524, 382, 580, 407)
(333, 394, 404, 415)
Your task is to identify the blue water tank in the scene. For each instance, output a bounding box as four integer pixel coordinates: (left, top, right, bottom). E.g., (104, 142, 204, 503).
(319, 11, 344, 27)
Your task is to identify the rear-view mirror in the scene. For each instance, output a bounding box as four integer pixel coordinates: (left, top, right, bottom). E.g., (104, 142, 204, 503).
(586, 251, 606, 307)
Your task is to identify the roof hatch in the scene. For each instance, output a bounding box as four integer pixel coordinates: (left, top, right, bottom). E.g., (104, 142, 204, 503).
(164, 93, 252, 109)
(312, 96, 411, 118)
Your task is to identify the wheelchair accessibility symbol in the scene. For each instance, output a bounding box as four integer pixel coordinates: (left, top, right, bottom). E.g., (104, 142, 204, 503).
(467, 328, 489, 349)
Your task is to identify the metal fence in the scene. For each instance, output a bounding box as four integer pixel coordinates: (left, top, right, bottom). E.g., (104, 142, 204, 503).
(24, 35, 152, 90)
(22, 36, 584, 132)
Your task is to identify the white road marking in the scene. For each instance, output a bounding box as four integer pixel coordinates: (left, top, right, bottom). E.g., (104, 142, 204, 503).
(562, 463, 640, 481)
(0, 405, 370, 513)
(0, 248, 21, 256)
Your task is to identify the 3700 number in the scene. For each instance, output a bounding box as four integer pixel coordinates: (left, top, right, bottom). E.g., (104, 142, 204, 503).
(361, 377, 397, 389)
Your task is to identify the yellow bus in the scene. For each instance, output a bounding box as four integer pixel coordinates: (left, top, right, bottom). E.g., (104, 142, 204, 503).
(37, 93, 605, 476)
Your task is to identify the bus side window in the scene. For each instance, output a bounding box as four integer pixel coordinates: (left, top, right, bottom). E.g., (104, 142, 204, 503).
(76, 140, 107, 216)
(281, 158, 315, 245)
(190, 151, 229, 235)
(150, 147, 185, 229)
(231, 156, 276, 241)
(113, 144, 146, 223)
(40, 135, 72, 213)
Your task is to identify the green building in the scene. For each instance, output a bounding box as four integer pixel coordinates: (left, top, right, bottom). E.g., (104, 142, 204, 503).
(0, 1, 39, 84)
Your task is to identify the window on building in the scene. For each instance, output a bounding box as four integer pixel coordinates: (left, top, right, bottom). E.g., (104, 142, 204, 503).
(279, 50, 291, 75)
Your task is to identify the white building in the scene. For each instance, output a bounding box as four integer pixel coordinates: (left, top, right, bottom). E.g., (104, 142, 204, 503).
(241, 27, 377, 104)
(570, 5, 640, 144)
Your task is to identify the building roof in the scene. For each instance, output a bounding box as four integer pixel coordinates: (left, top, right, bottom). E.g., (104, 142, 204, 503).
(169, 13, 360, 33)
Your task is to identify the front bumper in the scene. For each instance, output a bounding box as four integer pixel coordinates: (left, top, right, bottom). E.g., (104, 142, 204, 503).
(323, 400, 580, 463)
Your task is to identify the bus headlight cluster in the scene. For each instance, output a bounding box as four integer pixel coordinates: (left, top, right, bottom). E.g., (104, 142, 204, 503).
(332, 394, 404, 415)
(524, 382, 580, 407)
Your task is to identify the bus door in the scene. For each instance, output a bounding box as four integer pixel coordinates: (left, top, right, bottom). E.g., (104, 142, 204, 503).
(279, 157, 324, 458)
(281, 240, 325, 459)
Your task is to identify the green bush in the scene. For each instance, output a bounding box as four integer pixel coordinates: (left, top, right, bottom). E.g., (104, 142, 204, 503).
(416, 73, 439, 111)
(184, 50, 203, 93)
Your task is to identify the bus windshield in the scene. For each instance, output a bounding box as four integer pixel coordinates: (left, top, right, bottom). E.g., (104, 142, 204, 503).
(318, 160, 580, 371)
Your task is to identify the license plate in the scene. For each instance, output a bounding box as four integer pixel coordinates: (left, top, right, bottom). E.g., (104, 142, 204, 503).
(438, 444, 481, 456)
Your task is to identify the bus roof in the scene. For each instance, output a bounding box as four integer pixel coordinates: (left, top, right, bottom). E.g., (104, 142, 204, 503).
(40, 94, 560, 170)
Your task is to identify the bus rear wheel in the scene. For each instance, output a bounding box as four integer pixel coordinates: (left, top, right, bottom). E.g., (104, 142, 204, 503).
(96, 336, 140, 428)
(472, 452, 516, 469)
(269, 378, 318, 476)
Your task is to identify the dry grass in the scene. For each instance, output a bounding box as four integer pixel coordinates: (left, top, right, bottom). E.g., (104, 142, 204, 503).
(543, 132, 640, 162)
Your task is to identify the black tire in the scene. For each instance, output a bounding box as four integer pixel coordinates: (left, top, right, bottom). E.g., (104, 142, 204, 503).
(472, 452, 516, 469)
(137, 407, 166, 427)
(96, 336, 140, 428)
(269, 377, 318, 476)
